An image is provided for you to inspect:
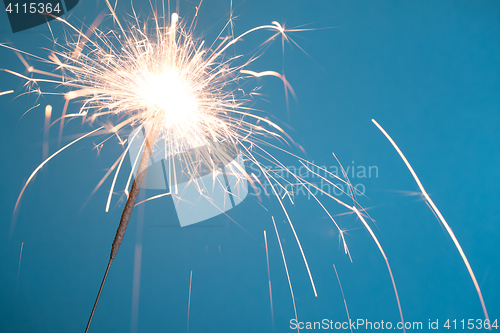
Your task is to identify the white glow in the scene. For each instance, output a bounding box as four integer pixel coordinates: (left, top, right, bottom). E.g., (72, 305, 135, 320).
(141, 70, 198, 128)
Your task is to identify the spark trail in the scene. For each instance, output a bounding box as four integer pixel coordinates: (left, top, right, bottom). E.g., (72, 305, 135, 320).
(264, 230, 275, 332)
(372, 119, 490, 327)
(187, 270, 193, 333)
(333, 263, 352, 333)
(16, 242, 24, 289)
(272, 216, 298, 332)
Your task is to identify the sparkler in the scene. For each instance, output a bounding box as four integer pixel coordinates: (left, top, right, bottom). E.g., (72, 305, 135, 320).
(3, 1, 342, 330)
(1, 0, 492, 331)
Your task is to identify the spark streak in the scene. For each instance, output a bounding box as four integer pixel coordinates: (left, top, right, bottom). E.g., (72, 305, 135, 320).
(272, 216, 298, 332)
(43, 105, 52, 160)
(372, 118, 490, 326)
(16, 242, 24, 289)
(264, 230, 275, 332)
(351, 206, 405, 333)
(333, 264, 352, 333)
(187, 270, 193, 333)
(11, 126, 103, 238)
(0, 90, 14, 96)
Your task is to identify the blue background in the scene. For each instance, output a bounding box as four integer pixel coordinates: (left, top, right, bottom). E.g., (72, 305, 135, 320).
(0, 0, 499, 332)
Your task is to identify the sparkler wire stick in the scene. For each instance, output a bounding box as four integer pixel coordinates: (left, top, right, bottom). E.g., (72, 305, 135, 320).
(372, 119, 491, 326)
(85, 116, 161, 333)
